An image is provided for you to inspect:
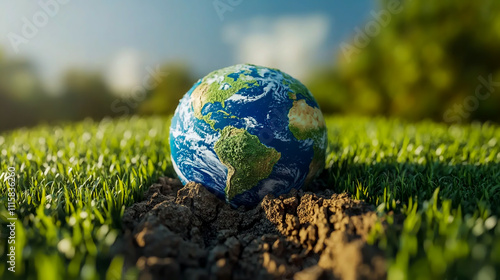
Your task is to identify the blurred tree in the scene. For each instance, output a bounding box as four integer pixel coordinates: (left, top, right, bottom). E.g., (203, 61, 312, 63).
(138, 63, 195, 116)
(309, 0, 500, 123)
(59, 69, 118, 121)
(0, 59, 196, 132)
(0, 58, 47, 131)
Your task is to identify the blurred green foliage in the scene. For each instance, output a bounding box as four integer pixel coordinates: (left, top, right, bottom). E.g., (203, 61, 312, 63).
(0, 56, 121, 132)
(138, 64, 195, 116)
(0, 56, 195, 132)
(309, 0, 500, 123)
(1, 0, 500, 131)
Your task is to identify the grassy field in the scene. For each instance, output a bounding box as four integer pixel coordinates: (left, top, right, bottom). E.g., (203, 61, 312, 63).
(1, 116, 499, 280)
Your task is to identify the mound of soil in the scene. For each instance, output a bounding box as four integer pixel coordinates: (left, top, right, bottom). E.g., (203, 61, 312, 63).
(118, 177, 386, 280)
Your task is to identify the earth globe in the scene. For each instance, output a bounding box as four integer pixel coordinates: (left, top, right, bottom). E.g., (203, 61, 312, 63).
(169, 64, 327, 207)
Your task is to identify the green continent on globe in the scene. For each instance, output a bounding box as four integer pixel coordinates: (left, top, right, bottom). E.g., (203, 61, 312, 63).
(283, 73, 315, 101)
(191, 66, 258, 125)
(288, 99, 327, 185)
(214, 126, 281, 201)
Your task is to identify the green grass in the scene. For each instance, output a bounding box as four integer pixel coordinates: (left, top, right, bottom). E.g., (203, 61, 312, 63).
(0, 116, 175, 279)
(1, 116, 499, 279)
(324, 118, 500, 279)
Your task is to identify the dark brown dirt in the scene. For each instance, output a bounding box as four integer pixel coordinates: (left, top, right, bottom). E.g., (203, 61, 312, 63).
(118, 177, 386, 280)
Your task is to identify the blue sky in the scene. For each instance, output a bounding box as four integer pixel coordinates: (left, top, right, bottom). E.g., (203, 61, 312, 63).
(0, 0, 375, 92)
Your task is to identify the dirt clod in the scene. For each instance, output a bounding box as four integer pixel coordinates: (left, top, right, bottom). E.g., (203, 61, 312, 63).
(120, 177, 386, 280)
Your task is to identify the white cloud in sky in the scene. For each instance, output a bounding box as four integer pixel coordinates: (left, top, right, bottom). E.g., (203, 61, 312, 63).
(222, 15, 330, 81)
(105, 49, 143, 96)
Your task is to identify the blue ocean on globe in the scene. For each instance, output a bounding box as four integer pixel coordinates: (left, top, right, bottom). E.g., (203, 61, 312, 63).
(169, 64, 327, 207)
